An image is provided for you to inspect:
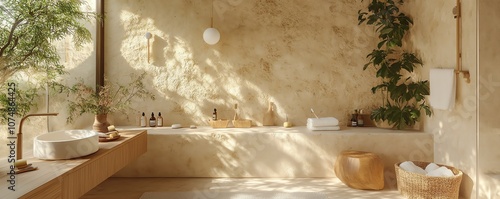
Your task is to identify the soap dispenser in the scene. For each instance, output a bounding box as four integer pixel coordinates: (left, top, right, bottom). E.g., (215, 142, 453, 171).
(149, 112, 156, 127)
(212, 108, 217, 120)
(140, 112, 146, 127)
(157, 112, 163, 127)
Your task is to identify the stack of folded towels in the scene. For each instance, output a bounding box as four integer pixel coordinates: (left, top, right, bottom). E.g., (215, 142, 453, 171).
(307, 117, 340, 131)
(400, 161, 454, 177)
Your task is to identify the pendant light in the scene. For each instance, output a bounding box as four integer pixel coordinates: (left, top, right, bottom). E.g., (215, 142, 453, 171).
(203, 0, 220, 45)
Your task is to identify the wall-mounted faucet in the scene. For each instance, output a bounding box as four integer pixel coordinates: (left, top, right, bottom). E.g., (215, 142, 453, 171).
(17, 113, 59, 160)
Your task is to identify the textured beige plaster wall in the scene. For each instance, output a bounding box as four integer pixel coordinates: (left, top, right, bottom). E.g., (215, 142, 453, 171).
(478, 0, 500, 198)
(405, 1, 477, 198)
(104, 0, 382, 127)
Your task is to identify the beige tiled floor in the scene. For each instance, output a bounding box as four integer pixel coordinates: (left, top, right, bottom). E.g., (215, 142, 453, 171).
(81, 178, 404, 199)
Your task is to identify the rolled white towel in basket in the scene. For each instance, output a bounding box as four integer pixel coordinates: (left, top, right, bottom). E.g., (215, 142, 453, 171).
(400, 161, 455, 177)
(307, 117, 339, 127)
(425, 162, 440, 173)
(400, 161, 426, 175)
(427, 166, 454, 177)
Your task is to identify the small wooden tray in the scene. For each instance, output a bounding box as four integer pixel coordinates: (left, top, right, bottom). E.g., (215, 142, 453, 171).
(99, 134, 120, 142)
(15, 166, 38, 174)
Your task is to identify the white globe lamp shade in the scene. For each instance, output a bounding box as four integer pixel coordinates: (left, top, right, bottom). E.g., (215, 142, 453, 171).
(203, 28, 220, 45)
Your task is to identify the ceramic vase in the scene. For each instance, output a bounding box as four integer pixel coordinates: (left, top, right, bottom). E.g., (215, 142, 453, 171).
(93, 114, 110, 133)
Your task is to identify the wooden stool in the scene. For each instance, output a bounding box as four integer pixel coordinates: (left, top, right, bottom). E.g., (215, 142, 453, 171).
(334, 150, 384, 190)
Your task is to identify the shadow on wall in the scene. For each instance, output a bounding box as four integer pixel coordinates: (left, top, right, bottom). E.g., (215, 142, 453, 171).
(105, 0, 381, 127)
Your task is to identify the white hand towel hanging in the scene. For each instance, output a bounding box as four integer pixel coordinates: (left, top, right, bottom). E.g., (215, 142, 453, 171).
(429, 68, 456, 110)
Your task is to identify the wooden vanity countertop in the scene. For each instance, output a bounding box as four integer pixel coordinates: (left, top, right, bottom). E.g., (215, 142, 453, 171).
(0, 130, 147, 199)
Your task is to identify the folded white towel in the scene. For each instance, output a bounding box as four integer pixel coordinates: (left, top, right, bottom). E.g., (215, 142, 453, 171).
(400, 161, 426, 175)
(425, 162, 440, 173)
(307, 123, 340, 131)
(427, 166, 454, 177)
(307, 117, 339, 127)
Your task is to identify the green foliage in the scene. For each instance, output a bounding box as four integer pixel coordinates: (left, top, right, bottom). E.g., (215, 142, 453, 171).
(358, 0, 410, 49)
(0, 0, 95, 121)
(0, 81, 38, 123)
(55, 72, 156, 124)
(358, 0, 432, 129)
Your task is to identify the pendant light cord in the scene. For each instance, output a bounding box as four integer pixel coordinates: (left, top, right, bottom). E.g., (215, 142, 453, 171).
(210, 0, 214, 28)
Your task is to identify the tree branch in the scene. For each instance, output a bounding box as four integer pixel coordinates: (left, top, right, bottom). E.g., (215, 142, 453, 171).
(0, 5, 13, 18)
(20, 45, 38, 63)
(0, 18, 23, 56)
(6, 35, 20, 55)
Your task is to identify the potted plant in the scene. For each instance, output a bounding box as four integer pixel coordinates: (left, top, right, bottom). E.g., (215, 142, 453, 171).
(358, 0, 432, 129)
(59, 72, 155, 132)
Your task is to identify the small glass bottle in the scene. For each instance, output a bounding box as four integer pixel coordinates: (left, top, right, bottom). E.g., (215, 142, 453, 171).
(357, 109, 364, 127)
(149, 112, 156, 127)
(140, 112, 146, 127)
(350, 109, 358, 127)
(157, 112, 163, 127)
(212, 108, 217, 120)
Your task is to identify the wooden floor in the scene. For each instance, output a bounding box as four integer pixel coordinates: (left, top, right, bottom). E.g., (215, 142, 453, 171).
(81, 178, 404, 199)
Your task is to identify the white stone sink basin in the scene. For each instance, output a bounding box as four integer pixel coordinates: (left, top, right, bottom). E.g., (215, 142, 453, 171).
(33, 130, 99, 160)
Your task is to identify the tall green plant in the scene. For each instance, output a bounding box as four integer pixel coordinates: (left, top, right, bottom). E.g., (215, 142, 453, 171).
(0, 0, 95, 122)
(358, 0, 431, 129)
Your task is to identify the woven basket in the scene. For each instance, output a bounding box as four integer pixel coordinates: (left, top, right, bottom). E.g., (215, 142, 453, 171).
(233, 119, 252, 128)
(209, 120, 229, 128)
(395, 161, 462, 199)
